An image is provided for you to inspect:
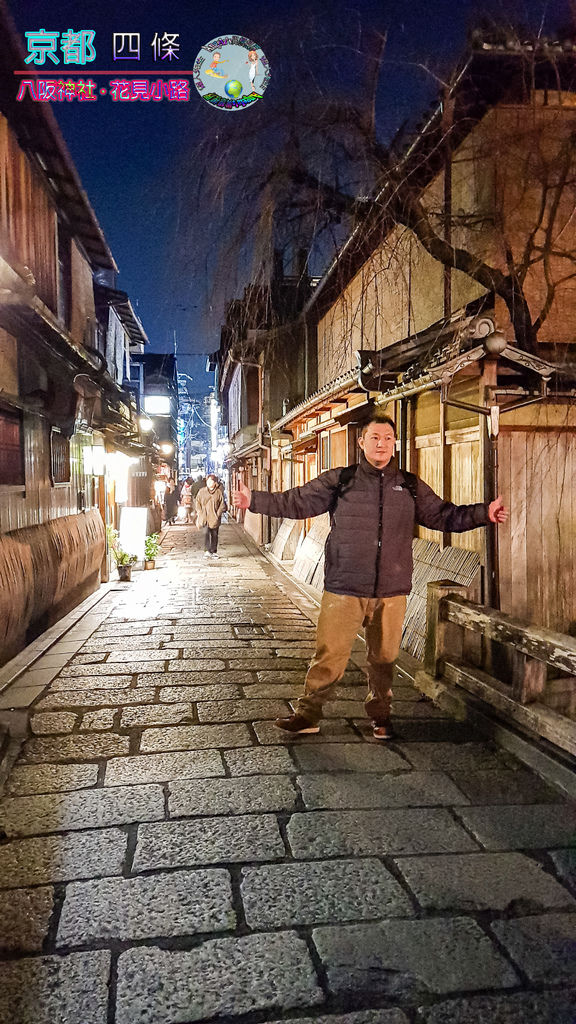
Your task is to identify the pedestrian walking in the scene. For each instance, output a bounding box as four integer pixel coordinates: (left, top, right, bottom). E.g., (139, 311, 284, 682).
(234, 413, 507, 739)
(163, 481, 179, 525)
(179, 478, 194, 524)
(196, 474, 226, 558)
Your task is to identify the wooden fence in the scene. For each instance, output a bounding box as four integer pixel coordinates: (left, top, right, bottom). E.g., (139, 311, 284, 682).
(416, 580, 576, 756)
(0, 510, 104, 665)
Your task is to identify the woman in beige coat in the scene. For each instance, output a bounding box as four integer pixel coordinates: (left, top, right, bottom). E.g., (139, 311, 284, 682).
(195, 474, 226, 558)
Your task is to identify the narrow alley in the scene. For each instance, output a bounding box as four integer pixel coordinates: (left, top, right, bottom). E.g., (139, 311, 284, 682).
(0, 523, 575, 1024)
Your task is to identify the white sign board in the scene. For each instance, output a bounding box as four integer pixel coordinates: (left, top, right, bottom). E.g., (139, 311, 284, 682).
(119, 506, 148, 564)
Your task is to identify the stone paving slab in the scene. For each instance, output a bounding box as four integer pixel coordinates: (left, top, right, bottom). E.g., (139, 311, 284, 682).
(418, 990, 576, 1024)
(263, 1014, 409, 1024)
(0, 886, 53, 951)
(168, 630, 235, 641)
(242, 683, 302, 699)
(312, 917, 518, 999)
(395, 852, 576, 912)
(169, 775, 298, 817)
(36, 687, 157, 709)
(57, 868, 234, 944)
(115, 933, 323, 1024)
(166, 647, 278, 659)
(81, 708, 117, 730)
(0, 784, 164, 836)
(105, 648, 168, 662)
(298, 771, 470, 809)
(292, 743, 410, 774)
(67, 652, 116, 665)
(241, 858, 414, 927)
(80, 637, 167, 651)
(254, 720, 361, 745)
(50, 674, 133, 690)
(229, 657, 309, 670)
(365, 720, 480, 743)
(390, 702, 451, 719)
(223, 746, 295, 775)
(0, 950, 111, 1024)
(19, 733, 130, 763)
(0, 828, 127, 888)
(196, 698, 291, 723)
(5, 762, 99, 796)
(397, 742, 513, 771)
(322, 700, 367, 718)
(156, 683, 242, 702)
(168, 659, 226, 671)
(96, 623, 157, 633)
(119, 703, 196, 728)
(491, 913, 576, 983)
(448, 769, 565, 805)
(457, 804, 576, 850)
(134, 813, 285, 870)
(59, 663, 138, 678)
(256, 671, 313, 685)
(153, 671, 255, 686)
(30, 712, 77, 735)
(287, 808, 479, 858)
(104, 750, 225, 786)
(140, 722, 252, 752)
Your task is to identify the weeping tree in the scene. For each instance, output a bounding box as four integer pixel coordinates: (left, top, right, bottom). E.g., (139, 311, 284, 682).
(177, 9, 576, 358)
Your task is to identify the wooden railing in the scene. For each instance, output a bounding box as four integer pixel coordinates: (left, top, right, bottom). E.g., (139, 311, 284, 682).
(417, 580, 576, 756)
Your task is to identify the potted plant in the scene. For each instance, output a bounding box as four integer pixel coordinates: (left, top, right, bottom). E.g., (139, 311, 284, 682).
(144, 533, 160, 570)
(106, 526, 138, 582)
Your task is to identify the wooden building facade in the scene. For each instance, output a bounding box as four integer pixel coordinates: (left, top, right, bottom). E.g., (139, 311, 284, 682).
(0, 6, 154, 664)
(224, 41, 576, 657)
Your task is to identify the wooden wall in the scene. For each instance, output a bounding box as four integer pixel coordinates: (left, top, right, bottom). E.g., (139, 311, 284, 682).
(499, 423, 576, 632)
(0, 114, 57, 312)
(0, 509, 104, 666)
(0, 413, 86, 535)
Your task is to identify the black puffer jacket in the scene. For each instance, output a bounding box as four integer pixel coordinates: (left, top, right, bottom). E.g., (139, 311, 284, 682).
(250, 455, 489, 598)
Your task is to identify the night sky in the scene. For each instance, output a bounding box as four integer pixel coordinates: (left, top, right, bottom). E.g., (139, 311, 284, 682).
(11, 0, 568, 395)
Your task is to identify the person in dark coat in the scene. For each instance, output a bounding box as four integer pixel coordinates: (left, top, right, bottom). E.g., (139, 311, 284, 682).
(163, 481, 179, 525)
(234, 413, 507, 739)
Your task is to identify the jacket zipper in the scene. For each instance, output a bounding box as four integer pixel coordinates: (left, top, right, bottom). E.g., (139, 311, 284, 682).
(373, 471, 384, 596)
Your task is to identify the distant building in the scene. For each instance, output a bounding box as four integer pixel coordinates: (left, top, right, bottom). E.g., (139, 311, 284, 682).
(128, 354, 179, 476)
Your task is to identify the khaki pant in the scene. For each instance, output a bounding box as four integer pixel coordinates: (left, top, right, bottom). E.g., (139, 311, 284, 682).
(297, 591, 407, 724)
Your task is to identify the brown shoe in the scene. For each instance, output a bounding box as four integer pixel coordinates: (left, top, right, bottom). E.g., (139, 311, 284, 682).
(372, 721, 395, 741)
(274, 713, 320, 734)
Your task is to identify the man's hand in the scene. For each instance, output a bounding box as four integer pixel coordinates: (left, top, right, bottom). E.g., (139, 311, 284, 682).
(233, 481, 252, 510)
(488, 495, 508, 524)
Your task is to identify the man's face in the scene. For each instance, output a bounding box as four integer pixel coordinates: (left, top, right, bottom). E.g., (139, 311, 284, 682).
(358, 422, 396, 469)
(207, 478, 217, 491)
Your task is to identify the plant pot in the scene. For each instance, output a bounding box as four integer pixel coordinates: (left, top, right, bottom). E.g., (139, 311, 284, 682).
(117, 564, 132, 582)
(144, 559, 156, 570)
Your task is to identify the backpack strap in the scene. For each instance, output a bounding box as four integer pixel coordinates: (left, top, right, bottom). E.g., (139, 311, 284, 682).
(399, 468, 418, 503)
(329, 464, 358, 518)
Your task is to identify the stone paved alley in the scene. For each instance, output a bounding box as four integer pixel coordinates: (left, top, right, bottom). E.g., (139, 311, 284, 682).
(0, 523, 575, 1024)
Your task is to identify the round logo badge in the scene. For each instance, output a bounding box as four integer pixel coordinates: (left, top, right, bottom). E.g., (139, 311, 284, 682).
(193, 35, 270, 110)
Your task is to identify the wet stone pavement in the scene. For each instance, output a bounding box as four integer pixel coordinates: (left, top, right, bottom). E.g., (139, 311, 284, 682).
(0, 522, 576, 1024)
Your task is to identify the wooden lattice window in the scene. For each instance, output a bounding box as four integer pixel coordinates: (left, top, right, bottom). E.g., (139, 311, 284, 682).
(320, 433, 331, 471)
(50, 429, 70, 484)
(0, 407, 24, 485)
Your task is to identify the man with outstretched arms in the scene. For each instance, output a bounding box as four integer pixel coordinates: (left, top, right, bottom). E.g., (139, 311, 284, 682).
(234, 414, 507, 739)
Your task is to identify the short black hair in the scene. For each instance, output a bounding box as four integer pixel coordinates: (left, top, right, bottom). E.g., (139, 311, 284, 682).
(360, 414, 396, 437)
